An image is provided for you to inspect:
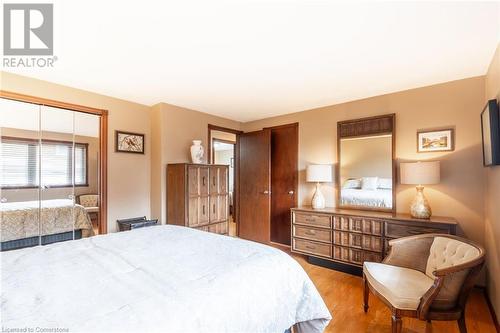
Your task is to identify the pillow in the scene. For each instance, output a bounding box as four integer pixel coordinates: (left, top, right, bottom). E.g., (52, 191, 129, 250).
(343, 178, 361, 189)
(361, 177, 379, 190)
(378, 178, 393, 190)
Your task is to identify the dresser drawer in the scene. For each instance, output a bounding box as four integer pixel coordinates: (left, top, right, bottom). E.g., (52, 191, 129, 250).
(333, 216, 350, 230)
(294, 213, 331, 229)
(349, 217, 363, 233)
(349, 248, 364, 265)
(364, 251, 382, 263)
(333, 231, 350, 246)
(362, 235, 383, 252)
(385, 221, 446, 238)
(293, 238, 332, 258)
(349, 233, 363, 249)
(362, 219, 383, 236)
(333, 246, 350, 262)
(293, 225, 332, 243)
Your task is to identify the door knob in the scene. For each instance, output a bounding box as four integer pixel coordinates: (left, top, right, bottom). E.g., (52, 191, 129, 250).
(262, 190, 271, 195)
(288, 190, 294, 195)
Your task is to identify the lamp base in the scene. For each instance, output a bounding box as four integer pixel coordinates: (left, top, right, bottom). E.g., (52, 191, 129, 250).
(410, 185, 432, 219)
(312, 183, 325, 209)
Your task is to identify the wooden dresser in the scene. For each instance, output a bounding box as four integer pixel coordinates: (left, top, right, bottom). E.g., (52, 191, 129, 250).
(167, 163, 229, 235)
(291, 206, 457, 274)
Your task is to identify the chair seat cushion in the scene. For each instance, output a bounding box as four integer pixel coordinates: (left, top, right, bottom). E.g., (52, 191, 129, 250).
(364, 262, 434, 310)
(84, 206, 99, 213)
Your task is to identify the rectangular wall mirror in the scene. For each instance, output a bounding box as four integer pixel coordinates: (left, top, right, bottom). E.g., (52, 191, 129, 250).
(337, 114, 395, 212)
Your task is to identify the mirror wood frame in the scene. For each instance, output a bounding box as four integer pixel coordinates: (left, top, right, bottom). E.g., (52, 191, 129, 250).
(336, 113, 396, 213)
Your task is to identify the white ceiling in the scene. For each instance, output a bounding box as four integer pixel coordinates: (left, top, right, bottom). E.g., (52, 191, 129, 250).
(2, 0, 499, 122)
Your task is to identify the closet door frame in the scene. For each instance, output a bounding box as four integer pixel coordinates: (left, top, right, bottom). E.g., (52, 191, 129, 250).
(0, 90, 109, 234)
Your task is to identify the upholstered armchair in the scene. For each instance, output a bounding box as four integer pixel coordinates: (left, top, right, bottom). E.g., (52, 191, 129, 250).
(78, 194, 99, 228)
(363, 234, 485, 333)
(78, 194, 99, 212)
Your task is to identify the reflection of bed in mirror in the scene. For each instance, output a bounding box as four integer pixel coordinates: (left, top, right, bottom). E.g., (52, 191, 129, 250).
(337, 114, 395, 211)
(0, 199, 93, 251)
(341, 177, 393, 208)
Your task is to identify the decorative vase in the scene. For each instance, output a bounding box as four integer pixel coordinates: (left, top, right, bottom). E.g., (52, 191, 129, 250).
(410, 185, 432, 219)
(190, 140, 204, 164)
(311, 183, 326, 209)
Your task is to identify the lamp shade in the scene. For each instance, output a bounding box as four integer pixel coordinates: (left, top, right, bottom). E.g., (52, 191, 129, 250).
(306, 164, 332, 182)
(400, 161, 440, 185)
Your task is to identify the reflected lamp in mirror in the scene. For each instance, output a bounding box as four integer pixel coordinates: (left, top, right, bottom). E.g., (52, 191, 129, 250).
(400, 161, 440, 219)
(306, 164, 332, 209)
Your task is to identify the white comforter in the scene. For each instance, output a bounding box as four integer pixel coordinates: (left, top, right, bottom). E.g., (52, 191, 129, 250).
(341, 188, 393, 208)
(1, 225, 331, 333)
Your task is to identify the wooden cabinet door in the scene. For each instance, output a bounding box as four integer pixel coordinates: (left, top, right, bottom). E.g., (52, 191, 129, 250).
(218, 195, 228, 221)
(239, 129, 271, 243)
(188, 166, 199, 195)
(209, 167, 219, 194)
(209, 196, 219, 222)
(218, 167, 228, 194)
(199, 167, 209, 196)
(188, 197, 199, 227)
(199, 196, 209, 225)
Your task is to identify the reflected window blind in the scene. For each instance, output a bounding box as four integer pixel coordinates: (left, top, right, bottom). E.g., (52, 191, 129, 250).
(1, 138, 88, 188)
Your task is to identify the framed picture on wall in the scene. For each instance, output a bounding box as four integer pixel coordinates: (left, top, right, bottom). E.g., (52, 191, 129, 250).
(417, 128, 454, 153)
(115, 130, 145, 154)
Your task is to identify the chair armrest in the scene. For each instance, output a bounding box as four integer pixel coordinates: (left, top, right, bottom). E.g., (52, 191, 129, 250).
(417, 276, 445, 320)
(383, 235, 435, 273)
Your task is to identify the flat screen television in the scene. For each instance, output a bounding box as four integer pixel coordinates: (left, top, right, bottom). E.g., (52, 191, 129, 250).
(481, 99, 500, 166)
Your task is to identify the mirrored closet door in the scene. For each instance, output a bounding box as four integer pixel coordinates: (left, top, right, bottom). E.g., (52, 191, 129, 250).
(1, 97, 101, 251)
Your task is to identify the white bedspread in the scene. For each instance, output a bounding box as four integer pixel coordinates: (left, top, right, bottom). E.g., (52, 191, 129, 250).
(1, 225, 331, 333)
(341, 188, 392, 208)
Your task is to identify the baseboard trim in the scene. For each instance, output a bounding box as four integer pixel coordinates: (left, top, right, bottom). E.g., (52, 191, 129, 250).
(477, 286, 500, 333)
(308, 256, 363, 276)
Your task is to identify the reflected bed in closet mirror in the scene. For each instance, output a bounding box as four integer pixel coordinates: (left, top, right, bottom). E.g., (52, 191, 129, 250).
(0, 199, 93, 251)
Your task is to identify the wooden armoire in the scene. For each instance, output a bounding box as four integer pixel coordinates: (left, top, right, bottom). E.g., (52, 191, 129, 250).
(167, 163, 229, 235)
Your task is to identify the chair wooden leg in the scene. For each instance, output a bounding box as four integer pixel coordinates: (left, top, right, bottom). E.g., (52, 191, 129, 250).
(457, 312, 467, 333)
(363, 274, 369, 313)
(391, 314, 402, 333)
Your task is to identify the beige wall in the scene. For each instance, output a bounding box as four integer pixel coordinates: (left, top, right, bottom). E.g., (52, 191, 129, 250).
(484, 43, 500, 322)
(340, 135, 392, 184)
(1, 71, 152, 233)
(243, 77, 487, 248)
(149, 102, 241, 223)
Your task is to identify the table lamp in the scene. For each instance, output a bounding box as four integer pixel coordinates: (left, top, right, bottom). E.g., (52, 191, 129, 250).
(306, 164, 332, 209)
(400, 161, 440, 219)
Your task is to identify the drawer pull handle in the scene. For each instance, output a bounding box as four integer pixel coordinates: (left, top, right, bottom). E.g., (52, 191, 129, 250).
(213, 204, 216, 214)
(202, 177, 206, 186)
(305, 217, 317, 222)
(305, 245, 316, 250)
(202, 205, 205, 215)
(305, 230, 316, 235)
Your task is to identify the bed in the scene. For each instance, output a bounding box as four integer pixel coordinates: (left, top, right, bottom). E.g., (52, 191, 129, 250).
(0, 199, 94, 250)
(0, 225, 331, 332)
(341, 188, 393, 208)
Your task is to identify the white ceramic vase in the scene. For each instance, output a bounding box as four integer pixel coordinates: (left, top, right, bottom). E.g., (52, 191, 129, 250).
(190, 140, 204, 164)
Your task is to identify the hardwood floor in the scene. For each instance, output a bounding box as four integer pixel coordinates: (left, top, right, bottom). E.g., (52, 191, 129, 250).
(288, 251, 497, 333)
